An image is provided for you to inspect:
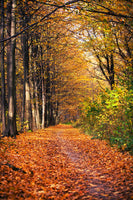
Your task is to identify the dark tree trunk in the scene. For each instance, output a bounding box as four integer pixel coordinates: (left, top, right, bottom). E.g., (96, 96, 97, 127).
(21, 33, 29, 129)
(45, 64, 51, 127)
(19, 0, 32, 131)
(97, 53, 115, 90)
(30, 79, 36, 130)
(105, 53, 115, 90)
(41, 47, 46, 129)
(110, 54, 115, 90)
(21, 30, 32, 131)
(35, 79, 40, 129)
(0, 0, 6, 132)
(3, 0, 17, 137)
(42, 76, 46, 128)
(29, 43, 36, 130)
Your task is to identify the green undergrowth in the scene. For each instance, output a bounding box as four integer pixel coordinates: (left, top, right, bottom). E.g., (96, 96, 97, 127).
(77, 86, 133, 155)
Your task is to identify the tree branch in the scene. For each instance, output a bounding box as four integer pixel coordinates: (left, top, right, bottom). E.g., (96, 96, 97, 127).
(0, 8, 58, 43)
(1, 0, 132, 44)
(85, 8, 133, 19)
(0, 0, 81, 43)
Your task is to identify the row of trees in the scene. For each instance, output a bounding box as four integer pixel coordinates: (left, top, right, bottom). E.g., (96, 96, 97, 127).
(0, 0, 91, 137)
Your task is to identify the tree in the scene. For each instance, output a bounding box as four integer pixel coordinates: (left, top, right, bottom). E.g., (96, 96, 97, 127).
(19, 0, 33, 131)
(0, 0, 6, 132)
(3, 0, 17, 137)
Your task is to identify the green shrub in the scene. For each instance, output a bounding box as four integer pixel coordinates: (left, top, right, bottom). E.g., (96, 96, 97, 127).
(79, 86, 133, 154)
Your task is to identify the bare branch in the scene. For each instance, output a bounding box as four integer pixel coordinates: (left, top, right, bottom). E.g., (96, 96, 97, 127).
(85, 8, 133, 19)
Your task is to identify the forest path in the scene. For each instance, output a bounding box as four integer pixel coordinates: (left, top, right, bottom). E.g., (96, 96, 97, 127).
(0, 125, 133, 199)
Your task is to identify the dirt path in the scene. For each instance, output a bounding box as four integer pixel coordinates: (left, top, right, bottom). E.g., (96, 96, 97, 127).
(0, 125, 133, 199)
(54, 125, 133, 199)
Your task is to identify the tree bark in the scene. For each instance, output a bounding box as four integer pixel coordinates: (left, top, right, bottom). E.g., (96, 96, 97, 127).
(45, 63, 51, 127)
(3, 0, 17, 137)
(96, 53, 115, 90)
(0, 0, 6, 132)
(35, 80, 40, 129)
(30, 79, 36, 130)
(42, 77, 46, 129)
(21, 32, 31, 130)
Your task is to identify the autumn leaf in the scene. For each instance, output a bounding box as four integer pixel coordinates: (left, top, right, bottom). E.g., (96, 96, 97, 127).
(0, 125, 133, 199)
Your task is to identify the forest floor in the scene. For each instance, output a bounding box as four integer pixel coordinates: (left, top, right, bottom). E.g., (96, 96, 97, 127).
(0, 124, 133, 200)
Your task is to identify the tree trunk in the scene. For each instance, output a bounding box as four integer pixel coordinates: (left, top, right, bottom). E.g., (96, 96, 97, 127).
(21, 32, 31, 130)
(97, 53, 115, 90)
(41, 46, 46, 129)
(42, 77, 45, 129)
(35, 80, 40, 129)
(0, 0, 6, 132)
(30, 79, 36, 130)
(110, 54, 115, 90)
(45, 64, 51, 127)
(3, 0, 17, 137)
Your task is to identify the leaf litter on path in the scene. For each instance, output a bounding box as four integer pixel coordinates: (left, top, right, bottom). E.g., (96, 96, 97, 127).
(0, 124, 133, 199)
